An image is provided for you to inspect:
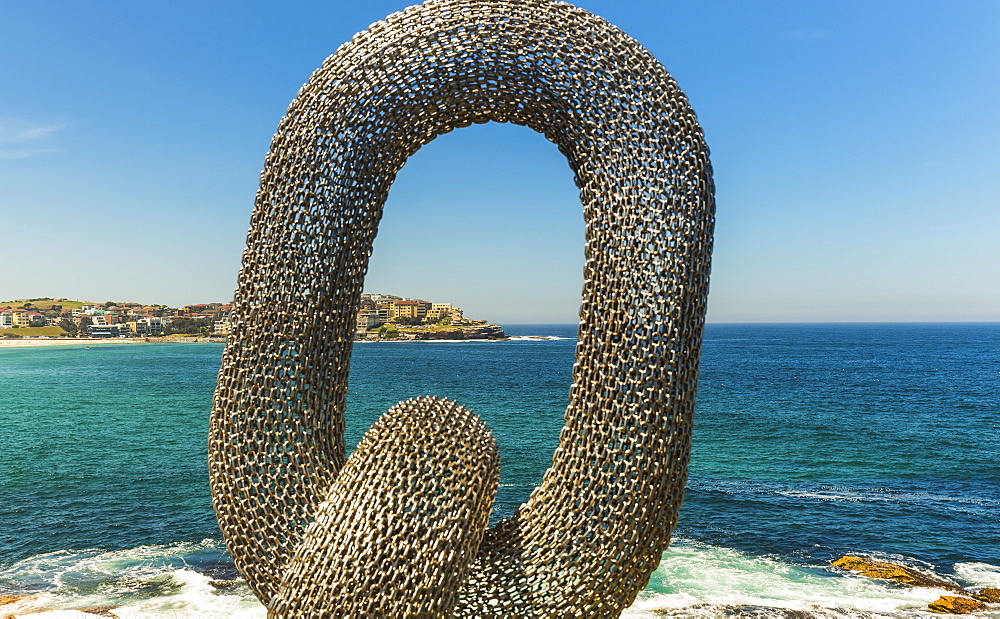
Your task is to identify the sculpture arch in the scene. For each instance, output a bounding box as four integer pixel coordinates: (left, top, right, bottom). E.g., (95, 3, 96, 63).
(209, 0, 715, 615)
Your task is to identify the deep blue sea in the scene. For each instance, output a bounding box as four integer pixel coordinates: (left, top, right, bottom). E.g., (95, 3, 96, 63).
(1, 324, 998, 617)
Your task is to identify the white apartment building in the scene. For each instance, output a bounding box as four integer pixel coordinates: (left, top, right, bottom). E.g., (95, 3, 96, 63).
(0, 309, 30, 328)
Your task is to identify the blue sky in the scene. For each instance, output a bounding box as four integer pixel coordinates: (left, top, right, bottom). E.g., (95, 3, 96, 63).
(1, 1, 997, 323)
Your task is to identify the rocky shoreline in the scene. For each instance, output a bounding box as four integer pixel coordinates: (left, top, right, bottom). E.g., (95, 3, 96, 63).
(398, 324, 507, 341)
(1, 326, 509, 349)
(832, 555, 1000, 614)
(356, 323, 507, 341)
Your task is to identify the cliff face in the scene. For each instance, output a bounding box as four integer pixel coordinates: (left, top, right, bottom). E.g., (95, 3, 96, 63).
(401, 324, 507, 340)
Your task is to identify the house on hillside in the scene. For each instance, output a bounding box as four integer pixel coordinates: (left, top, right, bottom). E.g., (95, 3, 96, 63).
(356, 310, 382, 336)
(0, 308, 30, 328)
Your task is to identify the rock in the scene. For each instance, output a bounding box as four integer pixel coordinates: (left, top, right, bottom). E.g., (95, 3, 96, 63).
(927, 595, 987, 614)
(0, 593, 41, 617)
(0, 595, 118, 618)
(452, 324, 507, 340)
(76, 607, 119, 618)
(397, 324, 507, 341)
(647, 604, 818, 617)
(209, 579, 242, 590)
(0, 594, 38, 606)
(831, 556, 960, 591)
(973, 587, 1000, 603)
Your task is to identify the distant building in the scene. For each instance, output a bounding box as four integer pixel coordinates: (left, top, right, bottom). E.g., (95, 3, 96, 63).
(362, 293, 403, 304)
(91, 314, 113, 326)
(0, 308, 31, 328)
(390, 300, 421, 320)
(373, 302, 392, 323)
(135, 316, 169, 334)
(353, 294, 467, 325)
(76, 307, 114, 317)
(89, 324, 130, 338)
(183, 303, 228, 317)
(427, 303, 456, 321)
(356, 310, 381, 336)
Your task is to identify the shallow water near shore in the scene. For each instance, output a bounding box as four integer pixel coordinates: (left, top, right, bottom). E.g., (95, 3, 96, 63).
(1, 323, 998, 616)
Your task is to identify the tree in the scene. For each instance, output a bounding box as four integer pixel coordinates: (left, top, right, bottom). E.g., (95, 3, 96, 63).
(57, 319, 78, 337)
(163, 317, 209, 335)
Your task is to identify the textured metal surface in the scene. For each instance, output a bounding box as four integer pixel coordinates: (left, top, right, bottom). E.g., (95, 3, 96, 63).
(209, 0, 715, 615)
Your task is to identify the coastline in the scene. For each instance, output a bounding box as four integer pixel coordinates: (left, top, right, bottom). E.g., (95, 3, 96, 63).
(0, 337, 225, 348)
(0, 333, 561, 349)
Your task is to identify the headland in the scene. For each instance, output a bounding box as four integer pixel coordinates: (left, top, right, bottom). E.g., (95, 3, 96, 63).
(0, 294, 506, 345)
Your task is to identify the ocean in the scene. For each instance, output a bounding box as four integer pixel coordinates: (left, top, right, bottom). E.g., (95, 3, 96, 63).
(1, 323, 998, 617)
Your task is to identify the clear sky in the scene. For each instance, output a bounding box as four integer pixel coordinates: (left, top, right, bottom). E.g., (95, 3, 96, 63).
(2, 1, 997, 323)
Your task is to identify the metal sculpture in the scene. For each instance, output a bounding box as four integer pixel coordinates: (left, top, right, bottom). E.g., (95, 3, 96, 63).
(209, 0, 715, 615)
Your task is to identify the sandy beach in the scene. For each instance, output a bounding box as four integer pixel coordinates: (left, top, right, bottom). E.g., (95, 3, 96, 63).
(0, 337, 224, 348)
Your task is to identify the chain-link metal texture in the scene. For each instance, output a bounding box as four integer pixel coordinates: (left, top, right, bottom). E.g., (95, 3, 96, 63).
(209, 0, 715, 616)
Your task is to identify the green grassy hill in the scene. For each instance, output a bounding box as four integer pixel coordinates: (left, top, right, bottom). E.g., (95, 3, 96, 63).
(0, 297, 98, 310)
(0, 326, 71, 338)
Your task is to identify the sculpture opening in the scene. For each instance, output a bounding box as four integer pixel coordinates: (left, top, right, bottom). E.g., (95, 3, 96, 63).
(209, 0, 715, 615)
(365, 121, 584, 324)
(358, 121, 583, 515)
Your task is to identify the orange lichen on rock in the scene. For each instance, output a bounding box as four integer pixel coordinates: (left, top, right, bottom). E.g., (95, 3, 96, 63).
(972, 587, 1000, 603)
(927, 595, 988, 614)
(0, 594, 41, 618)
(831, 556, 961, 590)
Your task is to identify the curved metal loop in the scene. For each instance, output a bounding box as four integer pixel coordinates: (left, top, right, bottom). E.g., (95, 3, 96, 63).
(209, 0, 714, 615)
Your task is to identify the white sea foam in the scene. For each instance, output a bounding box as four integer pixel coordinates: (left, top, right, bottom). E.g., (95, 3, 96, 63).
(732, 482, 997, 509)
(506, 335, 572, 341)
(0, 541, 265, 618)
(5, 540, 996, 617)
(623, 540, 959, 618)
(107, 569, 264, 618)
(8, 612, 107, 619)
(2, 541, 211, 589)
(776, 490, 865, 501)
(355, 338, 498, 343)
(955, 561, 1000, 588)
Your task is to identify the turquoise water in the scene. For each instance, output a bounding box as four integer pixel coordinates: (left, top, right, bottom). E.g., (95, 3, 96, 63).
(1, 324, 998, 616)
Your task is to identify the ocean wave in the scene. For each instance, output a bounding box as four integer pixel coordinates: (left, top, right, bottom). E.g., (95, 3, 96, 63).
(100, 569, 263, 618)
(774, 487, 997, 507)
(954, 562, 1000, 588)
(506, 335, 573, 341)
(0, 541, 264, 618)
(624, 540, 965, 618)
(692, 479, 998, 510)
(5, 539, 990, 618)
